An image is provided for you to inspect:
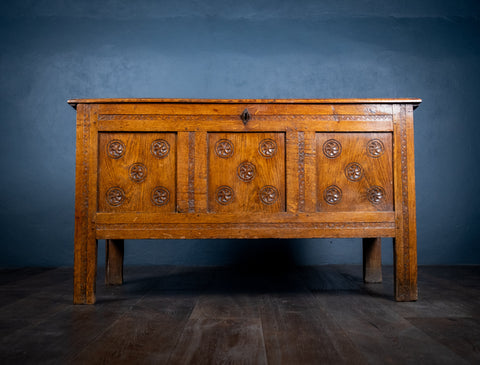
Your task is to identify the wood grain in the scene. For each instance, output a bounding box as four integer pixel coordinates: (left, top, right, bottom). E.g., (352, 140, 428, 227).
(73, 104, 88, 304)
(85, 105, 100, 304)
(95, 211, 396, 224)
(194, 132, 208, 213)
(304, 131, 317, 213)
(93, 102, 395, 117)
(307, 266, 466, 364)
(73, 104, 98, 304)
(98, 132, 176, 213)
(363, 237, 382, 283)
(286, 129, 300, 213)
(105, 239, 124, 285)
(68, 97, 422, 107)
(176, 132, 189, 213)
(393, 104, 418, 301)
(316, 132, 394, 212)
(168, 318, 268, 364)
(207, 132, 285, 213)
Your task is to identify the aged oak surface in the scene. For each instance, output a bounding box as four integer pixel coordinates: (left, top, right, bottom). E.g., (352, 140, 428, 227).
(1, 265, 479, 364)
(69, 98, 421, 303)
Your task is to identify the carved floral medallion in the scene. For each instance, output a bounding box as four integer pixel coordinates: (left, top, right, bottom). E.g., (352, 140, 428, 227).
(129, 163, 147, 183)
(151, 139, 170, 159)
(259, 185, 279, 205)
(106, 187, 125, 206)
(216, 185, 234, 205)
(237, 161, 256, 182)
(107, 140, 125, 159)
(259, 138, 277, 158)
(323, 139, 342, 158)
(215, 139, 234, 158)
(367, 186, 385, 204)
(367, 139, 385, 158)
(345, 162, 363, 181)
(324, 185, 342, 205)
(151, 186, 170, 206)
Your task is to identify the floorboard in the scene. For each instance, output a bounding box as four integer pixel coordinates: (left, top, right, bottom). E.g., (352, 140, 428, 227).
(1, 265, 479, 364)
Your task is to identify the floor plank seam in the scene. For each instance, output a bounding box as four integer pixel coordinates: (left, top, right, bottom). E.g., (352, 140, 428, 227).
(165, 297, 200, 364)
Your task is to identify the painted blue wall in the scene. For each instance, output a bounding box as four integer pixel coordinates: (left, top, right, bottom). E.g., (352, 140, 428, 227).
(1, 0, 479, 267)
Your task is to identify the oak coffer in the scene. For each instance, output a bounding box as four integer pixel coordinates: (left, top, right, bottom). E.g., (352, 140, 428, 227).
(68, 98, 421, 304)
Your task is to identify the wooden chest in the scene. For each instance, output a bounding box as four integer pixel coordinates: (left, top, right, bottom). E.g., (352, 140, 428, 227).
(68, 98, 421, 303)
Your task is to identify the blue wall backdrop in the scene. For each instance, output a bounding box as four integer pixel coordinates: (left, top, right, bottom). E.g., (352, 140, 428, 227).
(1, 0, 479, 267)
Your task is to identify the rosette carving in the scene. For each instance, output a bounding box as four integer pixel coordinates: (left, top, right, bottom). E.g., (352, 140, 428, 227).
(107, 140, 125, 159)
(106, 187, 125, 206)
(324, 185, 342, 205)
(323, 139, 342, 158)
(237, 161, 256, 182)
(151, 186, 170, 206)
(151, 139, 170, 159)
(345, 162, 363, 181)
(367, 139, 385, 158)
(129, 163, 147, 183)
(367, 186, 385, 204)
(259, 185, 279, 205)
(216, 185, 234, 205)
(259, 139, 277, 158)
(215, 139, 234, 158)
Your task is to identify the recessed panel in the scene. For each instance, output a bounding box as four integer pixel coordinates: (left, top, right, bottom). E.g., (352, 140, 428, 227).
(316, 133, 393, 212)
(208, 133, 285, 213)
(98, 133, 176, 212)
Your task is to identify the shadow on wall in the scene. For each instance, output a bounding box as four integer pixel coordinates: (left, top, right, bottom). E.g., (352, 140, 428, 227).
(229, 239, 300, 270)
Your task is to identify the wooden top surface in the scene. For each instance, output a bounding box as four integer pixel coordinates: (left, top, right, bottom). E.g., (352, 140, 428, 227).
(68, 98, 422, 109)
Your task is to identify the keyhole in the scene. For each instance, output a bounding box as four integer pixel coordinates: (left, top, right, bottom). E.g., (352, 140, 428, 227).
(240, 109, 251, 125)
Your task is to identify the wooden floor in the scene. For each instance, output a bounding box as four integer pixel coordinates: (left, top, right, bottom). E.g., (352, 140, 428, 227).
(1, 265, 479, 364)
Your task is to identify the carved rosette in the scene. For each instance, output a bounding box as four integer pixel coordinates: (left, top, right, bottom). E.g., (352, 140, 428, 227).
(237, 161, 256, 182)
(151, 139, 170, 159)
(106, 187, 125, 206)
(259, 185, 279, 205)
(367, 139, 385, 158)
(129, 163, 147, 183)
(345, 162, 363, 181)
(323, 139, 342, 158)
(324, 185, 342, 205)
(151, 186, 170, 206)
(259, 138, 277, 158)
(215, 139, 234, 158)
(216, 185, 234, 205)
(107, 140, 125, 159)
(367, 186, 385, 204)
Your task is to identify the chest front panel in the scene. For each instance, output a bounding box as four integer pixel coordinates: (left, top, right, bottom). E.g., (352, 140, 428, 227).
(207, 132, 286, 213)
(98, 132, 177, 212)
(79, 100, 419, 240)
(316, 132, 393, 212)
